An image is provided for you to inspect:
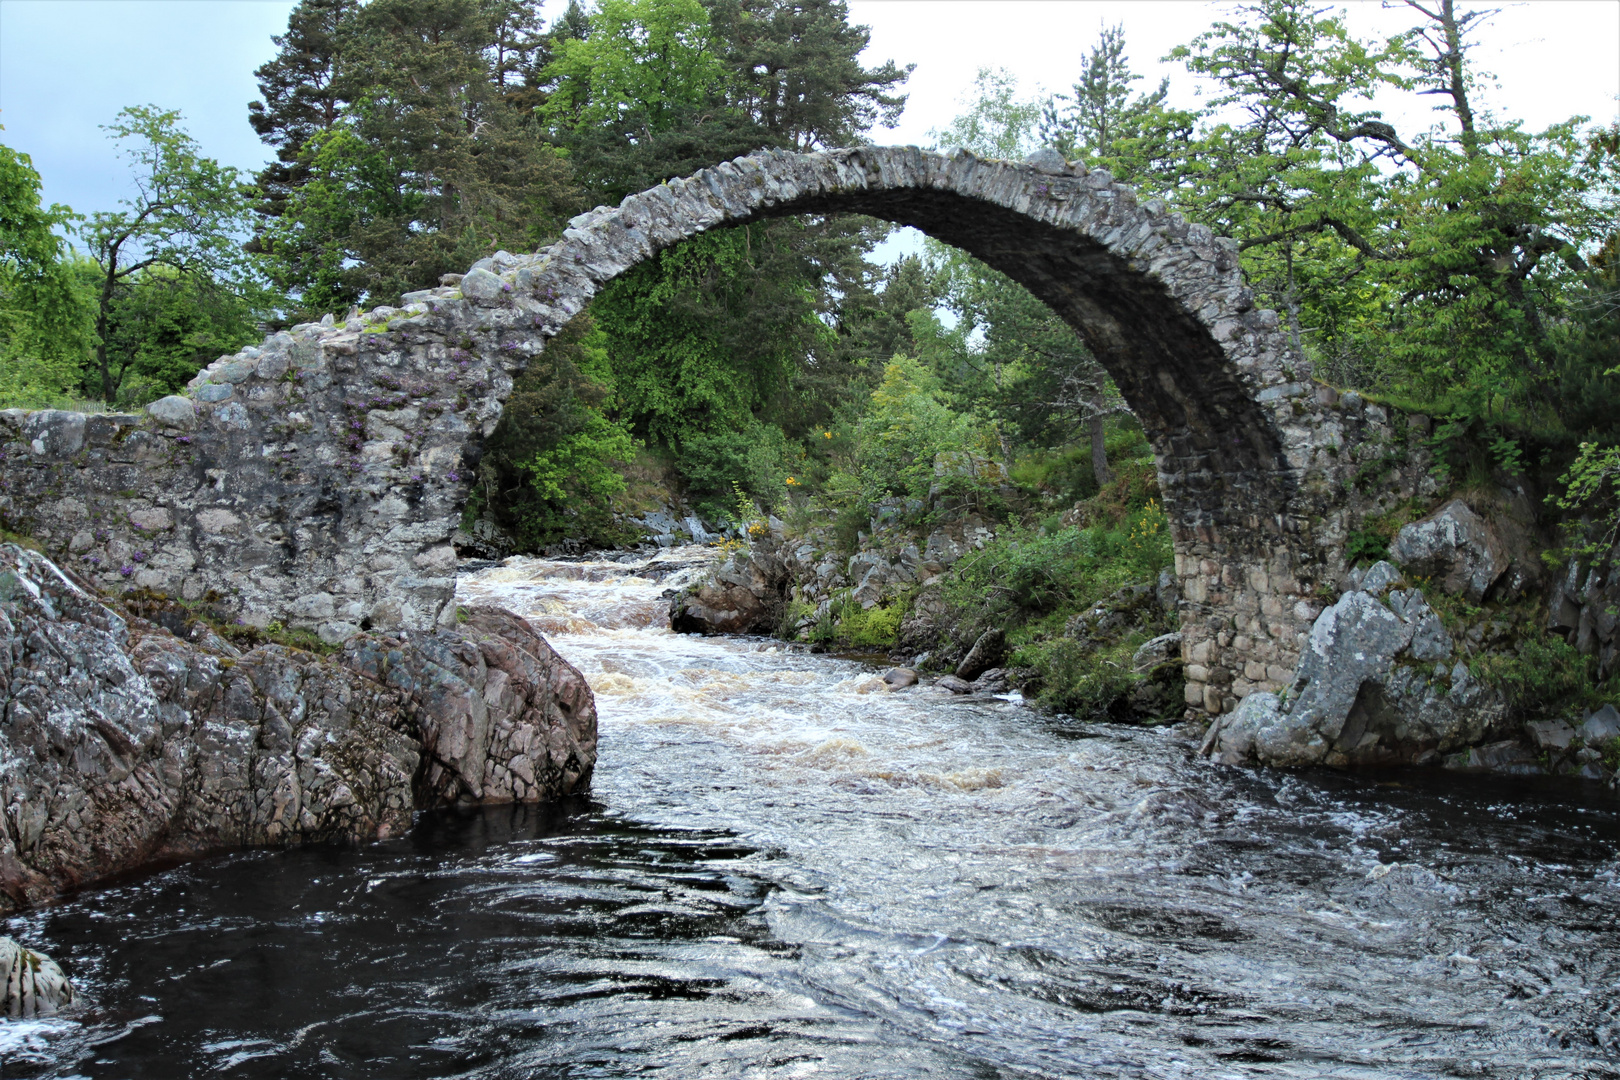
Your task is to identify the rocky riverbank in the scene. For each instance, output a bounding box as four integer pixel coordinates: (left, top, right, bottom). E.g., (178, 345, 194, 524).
(0, 543, 596, 916)
(664, 490, 1619, 786)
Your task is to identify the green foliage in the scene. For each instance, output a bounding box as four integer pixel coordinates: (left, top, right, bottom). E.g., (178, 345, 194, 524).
(591, 227, 822, 448)
(1345, 528, 1391, 567)
(836, 353, 987, 505)
(1474, 632, 1614, 722)
(930, 67, 1042, 159)
(1040, 23, 1168, 162)
(0, 140, 95, 407)
(541, 0, 908, 199)
(247, 0, 359, 233)
(841, 600, 902, 648)
(1021, 636, 1140, 718)
(677, 420, 791, 520)
(1136, 0, 1618, 434)
(944, 501, 1172, 628)
(80, 106, 270, 402)
(255, 0, 577, 314)
(99, 265, 264, 406)
(1551, 441, 1620, 561)
(541, 0, 724, 135)
(478, 315, 639, 548)
(805, 591, 902, 650)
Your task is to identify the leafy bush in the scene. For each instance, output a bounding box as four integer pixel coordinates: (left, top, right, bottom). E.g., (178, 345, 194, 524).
(481, 316, 639, 549)
(842, 602, 903, 648)
(802, 592, 903, 650)
(1010, 444, 1099, 504)
(1022, 636, 1139, 717)
(848, 353, 988, 504)
(1346, 528, 1390, 567)
(1474, 632, 1615, 722)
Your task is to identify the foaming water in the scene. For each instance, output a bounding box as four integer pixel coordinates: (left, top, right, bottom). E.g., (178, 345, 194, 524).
(8, 548, 1619, 1078)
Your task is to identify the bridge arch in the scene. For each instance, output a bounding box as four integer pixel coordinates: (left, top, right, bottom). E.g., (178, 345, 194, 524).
(5, 147, 1405, 717)
(527, 147, 1299, 540)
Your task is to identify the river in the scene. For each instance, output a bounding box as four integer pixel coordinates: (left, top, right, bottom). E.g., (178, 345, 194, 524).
(4, 549, 1618, 1078)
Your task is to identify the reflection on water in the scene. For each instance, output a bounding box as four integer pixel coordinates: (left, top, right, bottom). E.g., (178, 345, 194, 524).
(7, 548, 1619, 1078)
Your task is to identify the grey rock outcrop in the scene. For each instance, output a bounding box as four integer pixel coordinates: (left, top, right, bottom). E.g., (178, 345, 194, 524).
(0, 936, 73, 1016)
(1547, 556, 1620, 681)
(1581, 704, 1620, 742)
(1206, 561, 1500, 766)
(1389, 499, 1507, 603)
(882, 667, 918, 689)
(669, 541, 789, 635)
(0, 544, 595, 914)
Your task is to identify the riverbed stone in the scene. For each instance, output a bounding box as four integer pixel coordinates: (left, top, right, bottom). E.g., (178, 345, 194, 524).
(955, 628, 1006, 681)
(0, 936, 74, 1017)
(882, 667, 918, 689)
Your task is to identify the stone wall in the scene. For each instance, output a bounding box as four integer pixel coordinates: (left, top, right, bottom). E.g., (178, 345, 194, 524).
(0, 145, 1441, 715)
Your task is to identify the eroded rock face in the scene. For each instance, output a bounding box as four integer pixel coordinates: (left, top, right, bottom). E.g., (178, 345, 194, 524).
(0, 544, 594, 914)
(1205, 561, 1502, 766)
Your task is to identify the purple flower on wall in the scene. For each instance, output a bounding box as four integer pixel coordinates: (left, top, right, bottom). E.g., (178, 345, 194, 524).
(447, 471, 460, 482)
(119, 565, 134, 577)
(133, 551, 146, 562)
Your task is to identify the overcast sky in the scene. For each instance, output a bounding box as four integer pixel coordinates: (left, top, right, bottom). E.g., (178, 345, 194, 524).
(2, 0, 1616, 225)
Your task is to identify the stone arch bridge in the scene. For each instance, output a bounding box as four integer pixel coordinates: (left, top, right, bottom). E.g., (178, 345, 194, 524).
(0, 146, 1434, 717)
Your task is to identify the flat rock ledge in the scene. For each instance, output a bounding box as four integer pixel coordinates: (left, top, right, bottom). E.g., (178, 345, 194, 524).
(0, 543, 595, 915)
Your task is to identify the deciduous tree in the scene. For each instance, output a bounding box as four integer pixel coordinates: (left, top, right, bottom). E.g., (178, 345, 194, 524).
(79, 107, 266, 402)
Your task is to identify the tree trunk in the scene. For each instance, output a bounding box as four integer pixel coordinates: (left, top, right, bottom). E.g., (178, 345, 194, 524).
(95, 267, 117, 403)
(1089, 411, 1112, 489)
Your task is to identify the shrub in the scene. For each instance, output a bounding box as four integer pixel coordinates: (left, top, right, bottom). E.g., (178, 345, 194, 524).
(1475, 632, 1615, 721)
(677, 419, 791, 520)
(1346, 528, 1390, 567)
(1024, 637, 1138, 717)
(842, 602, 902, 648)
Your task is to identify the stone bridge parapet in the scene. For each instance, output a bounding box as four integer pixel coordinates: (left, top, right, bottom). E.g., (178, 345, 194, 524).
(0, 146, 1438, 716)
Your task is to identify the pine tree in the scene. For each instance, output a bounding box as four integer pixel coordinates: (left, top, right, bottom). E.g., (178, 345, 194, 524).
(708, 0, 910, 150)
(259, 0, 578, 313)
(1040, 24, 1167, 161)
(248, 0, 360, 225)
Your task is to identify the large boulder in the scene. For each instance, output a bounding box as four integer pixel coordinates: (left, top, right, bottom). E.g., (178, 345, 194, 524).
(0, 543, 595, 914)
(669, 542, 789, 635)
(1389, 499, 1507, 603)
(1206, 561, 1502, 766)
